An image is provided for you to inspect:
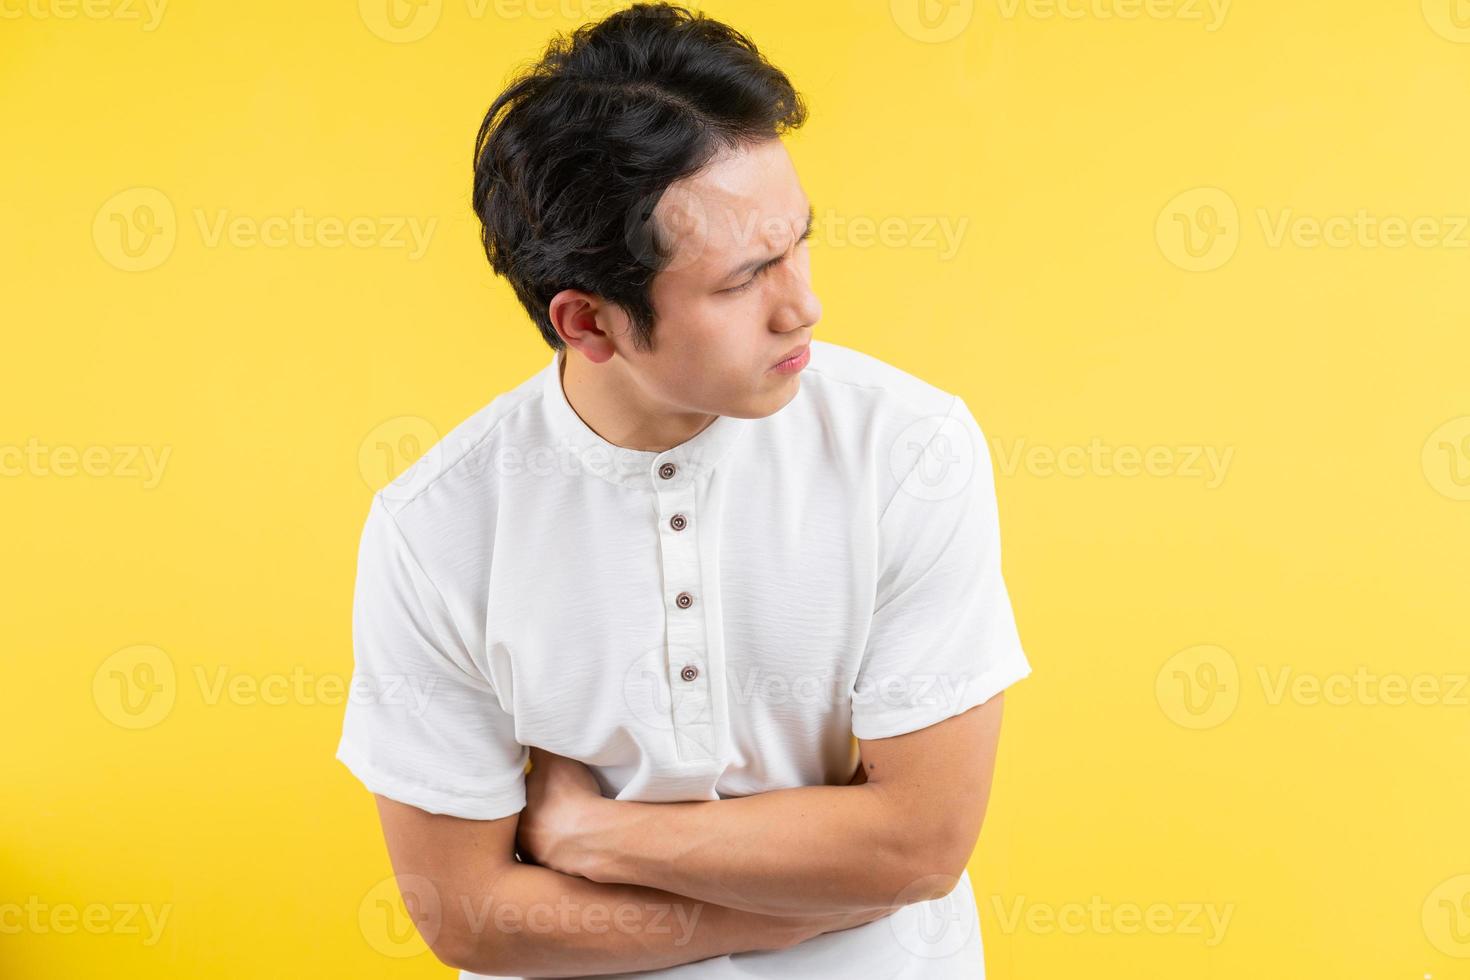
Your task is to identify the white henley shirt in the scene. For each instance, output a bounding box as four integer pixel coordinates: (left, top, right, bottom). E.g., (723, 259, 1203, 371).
(335, 338, 1033, 979)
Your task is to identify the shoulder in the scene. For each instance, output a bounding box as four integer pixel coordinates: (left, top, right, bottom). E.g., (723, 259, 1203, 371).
(796, 339, 989, 516)
(801, 338, 959, 422)
(366, 360, 549, 563)
(797, 337, 974, 461)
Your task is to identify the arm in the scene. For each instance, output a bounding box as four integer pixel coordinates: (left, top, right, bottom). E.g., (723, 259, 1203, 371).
(336, 497, 900, 972)
(520, 396, 1029, 918)
(371, 794, 896, 977)
(519, 693, 1006, 917)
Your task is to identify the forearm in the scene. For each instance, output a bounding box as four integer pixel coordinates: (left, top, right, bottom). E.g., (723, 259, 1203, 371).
(573, 781, 952, 917)
(446, 859, 887, 977)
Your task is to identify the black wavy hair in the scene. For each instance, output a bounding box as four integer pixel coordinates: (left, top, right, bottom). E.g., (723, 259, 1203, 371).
(471, 2, 807, 353)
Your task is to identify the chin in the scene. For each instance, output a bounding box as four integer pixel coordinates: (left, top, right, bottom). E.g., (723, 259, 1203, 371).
(746, 377, 802, 419)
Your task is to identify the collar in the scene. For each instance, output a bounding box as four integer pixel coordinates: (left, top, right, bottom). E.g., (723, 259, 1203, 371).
(540, 347, 751, 491)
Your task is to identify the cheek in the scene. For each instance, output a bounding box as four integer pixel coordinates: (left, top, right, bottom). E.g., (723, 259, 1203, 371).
(689, 305, 762, 360)
(677, 331, 764, 404)
(661, 299, 774, 391)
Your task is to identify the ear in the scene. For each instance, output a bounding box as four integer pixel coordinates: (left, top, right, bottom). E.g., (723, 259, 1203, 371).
(548, 288, 617, 364)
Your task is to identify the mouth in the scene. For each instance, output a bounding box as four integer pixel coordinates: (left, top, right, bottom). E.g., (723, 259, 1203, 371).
(772, 343, 811, 374)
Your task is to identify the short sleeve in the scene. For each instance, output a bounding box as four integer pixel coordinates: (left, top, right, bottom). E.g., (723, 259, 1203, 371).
(851, 395, 1032, 741)
(334, 494, 528, 820)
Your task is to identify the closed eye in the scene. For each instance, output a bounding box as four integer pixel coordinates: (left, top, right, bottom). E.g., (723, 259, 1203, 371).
(721, 222, 813, 295)
(722, 275, 760, 296)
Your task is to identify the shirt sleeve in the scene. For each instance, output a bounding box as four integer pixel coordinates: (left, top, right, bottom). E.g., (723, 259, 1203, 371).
(334, 494, 528, 820)
(850, 394, 1033, 741)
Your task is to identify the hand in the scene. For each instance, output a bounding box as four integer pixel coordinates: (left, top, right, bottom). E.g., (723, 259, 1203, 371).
(515, 747, 607, 878)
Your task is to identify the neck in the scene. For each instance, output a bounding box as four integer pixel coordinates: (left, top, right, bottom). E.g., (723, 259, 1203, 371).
(559, 348, 719, 454)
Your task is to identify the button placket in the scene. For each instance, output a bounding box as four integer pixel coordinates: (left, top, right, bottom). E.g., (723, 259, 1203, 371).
(652, 461, 714, 761)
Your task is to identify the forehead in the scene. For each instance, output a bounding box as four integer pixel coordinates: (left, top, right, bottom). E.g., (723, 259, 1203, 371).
(652, 138, 808, 280)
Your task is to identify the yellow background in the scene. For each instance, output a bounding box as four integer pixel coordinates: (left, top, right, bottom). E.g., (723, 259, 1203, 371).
(4, 0, 1469, 975)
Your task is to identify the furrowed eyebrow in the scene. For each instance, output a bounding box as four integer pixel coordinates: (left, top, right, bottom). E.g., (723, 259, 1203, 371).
(720, 204, 815, 285)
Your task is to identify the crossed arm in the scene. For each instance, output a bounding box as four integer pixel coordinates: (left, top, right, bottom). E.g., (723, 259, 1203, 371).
(372, 693, 1006, 976)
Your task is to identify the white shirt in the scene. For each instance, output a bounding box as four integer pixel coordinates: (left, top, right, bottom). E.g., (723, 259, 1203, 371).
(335, 338, 1033, 979)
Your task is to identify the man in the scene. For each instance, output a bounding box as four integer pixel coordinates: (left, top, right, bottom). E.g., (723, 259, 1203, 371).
(335, 3, 1032, 977)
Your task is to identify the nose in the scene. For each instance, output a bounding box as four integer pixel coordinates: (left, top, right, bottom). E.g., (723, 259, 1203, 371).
(770, 254, 822, 335)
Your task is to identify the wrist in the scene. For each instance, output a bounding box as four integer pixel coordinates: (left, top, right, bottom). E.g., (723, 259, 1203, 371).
(569, 795, 623, 883)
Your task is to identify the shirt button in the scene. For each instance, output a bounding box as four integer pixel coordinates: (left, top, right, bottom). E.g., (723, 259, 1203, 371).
(675, 591, 694, 609)
(680, 664, 699, 682)
(658, 462, 677, 480)
(670, 513, 687, 531)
